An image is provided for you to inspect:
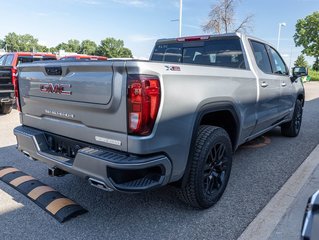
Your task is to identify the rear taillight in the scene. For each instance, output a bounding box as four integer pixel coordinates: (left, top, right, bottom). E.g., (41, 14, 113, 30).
(12, 67, 21, 112)
(127, 75, 161, 136)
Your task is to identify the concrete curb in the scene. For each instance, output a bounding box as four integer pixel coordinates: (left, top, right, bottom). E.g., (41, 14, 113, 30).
(238, 144, 319, 240)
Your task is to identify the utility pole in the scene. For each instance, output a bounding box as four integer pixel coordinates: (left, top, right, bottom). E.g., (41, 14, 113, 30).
(289, 45, 293, 70)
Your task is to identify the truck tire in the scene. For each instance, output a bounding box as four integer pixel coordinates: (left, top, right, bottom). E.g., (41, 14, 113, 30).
(281, 99, 302, 137)
(179, 125, 233, 209)
(0, 104, 12, 114)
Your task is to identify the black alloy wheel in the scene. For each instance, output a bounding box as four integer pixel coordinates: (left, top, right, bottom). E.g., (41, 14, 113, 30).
(179, 125, 233, 209)
(281, 99, 303, 137)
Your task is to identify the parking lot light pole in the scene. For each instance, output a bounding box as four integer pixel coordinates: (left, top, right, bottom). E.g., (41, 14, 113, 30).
(277, 22, 286, 50)
(179, 0, 183, 37)
(171, 0, 183, 37)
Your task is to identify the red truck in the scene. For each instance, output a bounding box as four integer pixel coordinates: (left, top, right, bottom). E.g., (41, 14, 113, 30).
(0, 52, 56, 114)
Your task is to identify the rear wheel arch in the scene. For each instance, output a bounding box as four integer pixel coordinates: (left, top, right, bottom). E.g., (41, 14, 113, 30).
(195, 102, 241, 149)
(199, 110, 239, 150)
(178, 102, 240, 188)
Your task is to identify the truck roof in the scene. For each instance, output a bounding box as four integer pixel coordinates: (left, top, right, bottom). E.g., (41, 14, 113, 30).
(59, 54, 107, 61)
(155, 32, 275, 49)
(156, 32, 242, 43)
(6, 52, 56, 57)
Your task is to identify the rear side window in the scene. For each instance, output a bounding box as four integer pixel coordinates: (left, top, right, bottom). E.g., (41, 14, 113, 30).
(269, 47, 288, 75)
(250, 41, 272, 74)
(151, 38, 246, 69)
(4, 54, 14, 66)
(151, 44, 182, 63)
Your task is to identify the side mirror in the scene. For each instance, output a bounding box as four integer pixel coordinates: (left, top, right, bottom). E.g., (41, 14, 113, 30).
(293, 67, 308, 78)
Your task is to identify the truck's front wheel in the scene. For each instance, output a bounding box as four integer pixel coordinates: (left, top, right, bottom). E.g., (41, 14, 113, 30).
(179, 125, 233, 209)
(0, 103, 12, 114)
(281, 99, 302, 137)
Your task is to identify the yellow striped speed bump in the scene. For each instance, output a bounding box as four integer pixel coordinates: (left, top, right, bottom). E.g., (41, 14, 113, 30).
(0, 166, 87, 223)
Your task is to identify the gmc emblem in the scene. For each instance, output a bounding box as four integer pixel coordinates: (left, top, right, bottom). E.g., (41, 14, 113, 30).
(40, 83, 72, 95)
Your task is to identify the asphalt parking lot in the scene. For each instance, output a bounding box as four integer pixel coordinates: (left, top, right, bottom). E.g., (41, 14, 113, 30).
(1, 82, 319, 240)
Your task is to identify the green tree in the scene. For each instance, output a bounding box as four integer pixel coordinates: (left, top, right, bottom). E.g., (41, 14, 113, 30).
(55, 39, 80, 53)
(36, 45, 49, 52)
(49, 47, 58, 53)
(121, 47, 133, 58)
(313, 59, 319, 71)
(97, 38, 133, 58)
(56, 42, 69, 51)
(20, 34, 39, 51)
(4, 33, 44, 52)
(0, 39, 4, 49)
(80, 40, 97, 55)
(294, 12, 319, 67)
(4, 32, 21, 51)
(294, 55, 308, 68)
(203, 0, 253, 33)
(67, 39, 80, 53)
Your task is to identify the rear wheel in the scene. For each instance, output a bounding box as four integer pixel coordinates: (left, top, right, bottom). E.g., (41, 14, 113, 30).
(0, 103, 12, 114)
(281, 99, 302, 137)
(179, 125, 233, 209)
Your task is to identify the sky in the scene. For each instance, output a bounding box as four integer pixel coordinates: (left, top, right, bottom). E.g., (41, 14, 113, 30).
(0, 0, 318, 66)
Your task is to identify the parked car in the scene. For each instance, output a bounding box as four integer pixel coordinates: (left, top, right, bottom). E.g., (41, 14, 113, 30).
(14, 33, 305, 208)
(301, 190, 319, 239)
(59, 54, 107, 61)
(0, 52, 56, 114)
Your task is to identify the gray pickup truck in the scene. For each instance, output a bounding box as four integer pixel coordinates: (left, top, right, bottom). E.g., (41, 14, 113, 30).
(14, 33, 305, 209)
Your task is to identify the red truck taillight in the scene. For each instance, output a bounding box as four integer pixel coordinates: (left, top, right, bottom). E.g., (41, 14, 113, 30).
(12, 67, 21, 112)
(127, 75, 161, 136)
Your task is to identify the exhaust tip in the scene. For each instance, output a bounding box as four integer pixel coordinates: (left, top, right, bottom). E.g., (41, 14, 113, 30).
(88, 178, 113, 192)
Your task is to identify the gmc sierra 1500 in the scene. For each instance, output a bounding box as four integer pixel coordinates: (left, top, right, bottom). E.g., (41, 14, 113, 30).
(14, 33, 306, 209)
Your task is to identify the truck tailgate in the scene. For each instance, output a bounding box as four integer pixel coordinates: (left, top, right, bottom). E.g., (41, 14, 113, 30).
(18, 61, 128, 151)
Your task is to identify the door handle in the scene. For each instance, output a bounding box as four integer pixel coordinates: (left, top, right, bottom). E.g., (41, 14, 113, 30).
(281, 82, 287, 87)
(261, 81, 268, 88)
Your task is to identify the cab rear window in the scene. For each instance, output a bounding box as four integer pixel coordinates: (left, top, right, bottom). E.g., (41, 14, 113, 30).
(151, 38, 246, 69)
(17, 56, 56, 64)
